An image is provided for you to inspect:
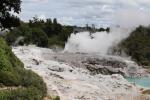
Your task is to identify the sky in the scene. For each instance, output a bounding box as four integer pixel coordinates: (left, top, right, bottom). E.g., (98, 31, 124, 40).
(20, 0, 150, 27)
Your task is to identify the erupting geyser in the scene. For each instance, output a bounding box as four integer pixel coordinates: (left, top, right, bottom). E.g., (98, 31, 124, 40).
(64, 27, 131, 54)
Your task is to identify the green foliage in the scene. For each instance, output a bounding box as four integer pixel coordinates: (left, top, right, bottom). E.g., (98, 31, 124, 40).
(0, 87, 44, 100)
(5, 17, 73, 48)
(53, 96, 60, 100)
(119, 25, 150, 66)
(29, 16, 45, 28)
(0, 38, 47, 99)
(44, 19, 53, 37)
(28, 28, 48, 47)
(48, 36, 65, 47)
(0, 71, 20, 86)
(0, 0, 21, 29)
(5, 23, 49, 47)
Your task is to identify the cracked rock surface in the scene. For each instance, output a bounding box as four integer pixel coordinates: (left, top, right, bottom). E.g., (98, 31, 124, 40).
(12, 46, 148, 100)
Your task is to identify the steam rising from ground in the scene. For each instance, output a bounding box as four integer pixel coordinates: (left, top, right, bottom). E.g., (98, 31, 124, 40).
(64, 28, 131, 54)
(64, 9, 150, 55)
(114, 9, 150, 28)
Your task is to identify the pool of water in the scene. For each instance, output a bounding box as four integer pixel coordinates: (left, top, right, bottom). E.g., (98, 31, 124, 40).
(126, 77, 150, 88)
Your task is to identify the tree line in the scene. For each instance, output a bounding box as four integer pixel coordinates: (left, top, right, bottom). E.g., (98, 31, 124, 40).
(4, 16, 110, 48)
(4, 17, 74, 48)
(118, 25, 150, 67)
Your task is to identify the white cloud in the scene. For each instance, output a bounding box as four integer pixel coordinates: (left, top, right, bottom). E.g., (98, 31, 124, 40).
(24, 0, 48, 3)
(114, 9, 150, 28)
(21, 0, 150, 26)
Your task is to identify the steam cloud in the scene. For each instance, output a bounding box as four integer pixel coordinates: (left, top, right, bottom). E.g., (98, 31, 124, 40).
(114, 9, 150, 28)
(64, 28, 130, 54)
(64, 9, 150, 55)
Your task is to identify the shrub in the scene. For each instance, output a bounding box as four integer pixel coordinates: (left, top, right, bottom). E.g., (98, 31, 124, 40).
(0, 87, 45, 100)
(53, 96, 60, 100)
(0, 38, 47, 99)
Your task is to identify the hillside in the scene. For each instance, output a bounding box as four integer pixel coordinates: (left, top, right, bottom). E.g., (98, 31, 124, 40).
(118, 26, 150, 67)
(0, 38, 47, 100)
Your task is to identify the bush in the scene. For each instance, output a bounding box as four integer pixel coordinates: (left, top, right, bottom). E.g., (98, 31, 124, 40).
(4, 19, 73, 48)
(30, 28, 48, 47)
(48, 36, 65, 47)
(53, 96, 60, 100)
(5, 24, 49, 47)
(0, 38, 47, 99)
(0, 87, 44, 100)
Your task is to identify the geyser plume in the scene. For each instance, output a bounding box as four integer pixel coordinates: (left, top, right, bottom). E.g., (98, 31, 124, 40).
(114, 9, 150, 28)
(64, 27, 131, 54)
(64, 9, 150, 55)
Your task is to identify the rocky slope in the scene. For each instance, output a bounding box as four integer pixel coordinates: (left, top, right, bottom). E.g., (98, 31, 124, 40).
(45, 51, 147, 77)
(12, 46, 149, 100)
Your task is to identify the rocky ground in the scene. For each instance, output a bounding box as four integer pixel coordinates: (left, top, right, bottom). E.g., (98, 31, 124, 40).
(12, 46, 150, 100)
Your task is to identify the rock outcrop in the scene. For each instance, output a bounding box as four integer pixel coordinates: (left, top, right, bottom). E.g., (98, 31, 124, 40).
(44, 51, 146, 77)
(12, 46, 149, 100)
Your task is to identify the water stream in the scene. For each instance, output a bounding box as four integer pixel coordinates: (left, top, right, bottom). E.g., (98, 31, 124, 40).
(126, 77, 150, 88)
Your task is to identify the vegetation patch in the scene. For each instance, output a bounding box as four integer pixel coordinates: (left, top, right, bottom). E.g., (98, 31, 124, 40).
(4, 17, 73, 48)
(117, 26, 150, 67)
(0, 38, 47, 100)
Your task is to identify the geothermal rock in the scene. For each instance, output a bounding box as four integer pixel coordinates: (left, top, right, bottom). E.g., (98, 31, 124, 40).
(12, 46, 146, 100)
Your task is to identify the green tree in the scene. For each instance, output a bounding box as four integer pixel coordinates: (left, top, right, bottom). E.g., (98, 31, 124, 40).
(119, 26, 150, 66)
(52, 18, 62, 35)
(43, 18, 52, 37)
(28, 16, 45, 28)
(53, 18, 57, 25)
(31, 28, 48, 47)
(0, 0, 21, 29)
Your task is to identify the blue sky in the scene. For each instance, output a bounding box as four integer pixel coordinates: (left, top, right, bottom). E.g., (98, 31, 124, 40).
(20, 0, 150, 27)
